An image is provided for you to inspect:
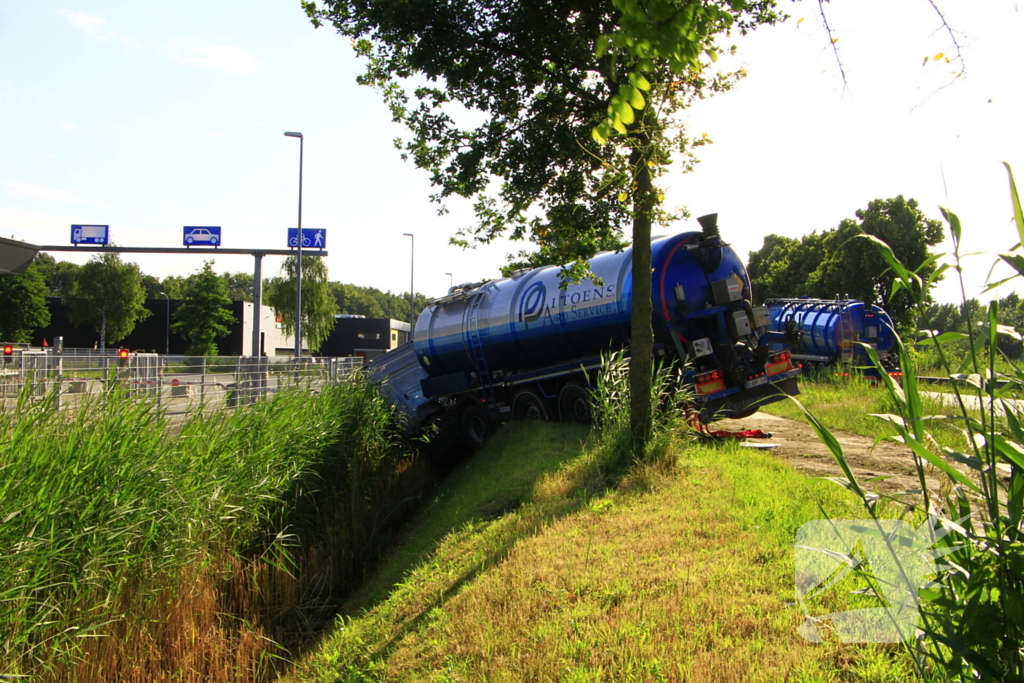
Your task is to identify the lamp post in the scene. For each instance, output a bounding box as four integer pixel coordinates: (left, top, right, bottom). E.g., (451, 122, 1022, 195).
(403, 233, 414, 341)
(284, 131, 304, 357)
(445, 272, 453, 291)
(159, 291, 170, 356)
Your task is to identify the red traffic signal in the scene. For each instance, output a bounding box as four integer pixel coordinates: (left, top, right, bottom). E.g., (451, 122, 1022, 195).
(3, 345, 12, 356)
(118, 349, 129, 359)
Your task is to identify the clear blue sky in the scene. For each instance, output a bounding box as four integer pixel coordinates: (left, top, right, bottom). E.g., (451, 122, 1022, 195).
(1, 1, 1021, 304)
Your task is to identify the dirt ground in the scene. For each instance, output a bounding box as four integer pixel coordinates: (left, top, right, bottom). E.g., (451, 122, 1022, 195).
(712, 412, 937, 500)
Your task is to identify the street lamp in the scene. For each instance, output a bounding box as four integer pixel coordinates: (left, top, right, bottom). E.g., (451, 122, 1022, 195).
(445, 272, 453, 291)
(159, 291, 170, 356)
(284, 131, 304, 357)
(403, 233, 414, 342)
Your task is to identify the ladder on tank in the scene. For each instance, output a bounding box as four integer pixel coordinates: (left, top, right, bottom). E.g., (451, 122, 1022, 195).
(465, 291, 496, 400)
(837, 303, 857, 366)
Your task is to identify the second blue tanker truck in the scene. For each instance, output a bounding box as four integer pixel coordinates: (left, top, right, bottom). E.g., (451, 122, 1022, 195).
(368, 214, 802, 445)
(764, 298, 900, 377)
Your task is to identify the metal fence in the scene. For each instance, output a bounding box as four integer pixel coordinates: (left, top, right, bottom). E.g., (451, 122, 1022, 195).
(0, 349, 364, 419)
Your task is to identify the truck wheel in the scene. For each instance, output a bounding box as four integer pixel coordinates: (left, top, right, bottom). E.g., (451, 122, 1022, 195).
(558, 382, 592, 425)
(460, 404, 493, 448)
(512, 390, 548, 421)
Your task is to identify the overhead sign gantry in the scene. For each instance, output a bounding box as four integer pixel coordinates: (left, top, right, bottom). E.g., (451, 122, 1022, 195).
(39, 227, 328, 357)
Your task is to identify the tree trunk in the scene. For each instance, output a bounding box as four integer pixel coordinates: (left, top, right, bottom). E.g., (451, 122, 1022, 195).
(100, 311, 106, 351)
(629, 137, 655, 459)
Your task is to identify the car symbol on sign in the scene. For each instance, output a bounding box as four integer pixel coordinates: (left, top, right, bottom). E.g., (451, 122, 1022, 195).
(185, 227, 219, 245)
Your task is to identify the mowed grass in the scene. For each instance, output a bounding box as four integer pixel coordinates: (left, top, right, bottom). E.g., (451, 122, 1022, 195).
(284, 419, 914, 683)
(760, 369, 984, 452)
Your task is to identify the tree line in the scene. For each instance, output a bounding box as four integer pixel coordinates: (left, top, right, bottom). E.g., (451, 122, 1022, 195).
(0, 252, 430, 355)
(745, 194, 1024, 361)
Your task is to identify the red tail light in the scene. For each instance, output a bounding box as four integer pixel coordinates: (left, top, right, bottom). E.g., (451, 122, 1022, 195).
(766, 350, 793, 376)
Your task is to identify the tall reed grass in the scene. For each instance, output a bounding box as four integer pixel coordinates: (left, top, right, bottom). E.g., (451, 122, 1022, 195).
(0, 372, 421, 681)
(796, 163, 1024, 681)
(590, 348, 686, 468)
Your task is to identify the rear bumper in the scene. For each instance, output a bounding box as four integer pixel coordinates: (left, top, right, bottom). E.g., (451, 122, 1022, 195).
(697, 371, 801, 423)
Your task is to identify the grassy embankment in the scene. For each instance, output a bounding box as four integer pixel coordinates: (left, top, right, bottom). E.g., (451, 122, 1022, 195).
(284, 416, 914, 683)
(0, 375, 425, 682)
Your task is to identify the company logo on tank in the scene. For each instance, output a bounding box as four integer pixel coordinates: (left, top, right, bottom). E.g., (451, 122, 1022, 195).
(518, 282, 619, 328)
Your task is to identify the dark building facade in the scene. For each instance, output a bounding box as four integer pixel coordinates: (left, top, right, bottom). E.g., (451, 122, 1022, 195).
(34, 297, 246, 355)
(318, 316, 410, 360)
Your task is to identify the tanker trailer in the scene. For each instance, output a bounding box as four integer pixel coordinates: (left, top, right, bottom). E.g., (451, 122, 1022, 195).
(407, 214, 801, 445)
(764, 298, 899, 377)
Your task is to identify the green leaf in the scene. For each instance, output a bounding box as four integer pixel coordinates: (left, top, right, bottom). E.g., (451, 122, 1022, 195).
(893, 424, 982, 493)
(705, 48, 718, 62)
(1005, 162, 1024, 251)
(787, 397, 866, 500)
(992, 434, 1024, 470)
(596, 34, 611, 59)
(940, 205, 962, 250)
(613, 97, 635, 125)
(628, 71, 651, 91)
(998, 252, 1024, 278)
(917, 331, 968, 346)
(627, 85, 645, 110)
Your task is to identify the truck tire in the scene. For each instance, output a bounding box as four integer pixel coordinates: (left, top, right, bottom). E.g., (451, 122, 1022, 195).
(512, 389, 548, 421)
(460, 404, 493, 448)
(558, 382, 592, 425)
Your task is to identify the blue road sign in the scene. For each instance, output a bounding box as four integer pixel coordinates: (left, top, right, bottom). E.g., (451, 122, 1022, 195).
(71, 224, 109, 245)
(183, 226, 222, 247)
(287, 228, 326, 249)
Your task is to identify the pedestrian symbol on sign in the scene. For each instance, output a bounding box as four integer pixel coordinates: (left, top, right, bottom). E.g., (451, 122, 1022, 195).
(287, 228, 327, 249)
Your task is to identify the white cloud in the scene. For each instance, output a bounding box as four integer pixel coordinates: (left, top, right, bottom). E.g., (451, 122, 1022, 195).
(60, 9, 114, 41)
(161, 43, 259, 77)
(3, 179, 117, 209)
(59, 10, 257, 77)
(209, 131, 227, 138)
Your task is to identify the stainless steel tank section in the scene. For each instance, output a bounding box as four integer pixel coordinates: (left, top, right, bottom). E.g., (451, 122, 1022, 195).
(414, 229, 753, 378)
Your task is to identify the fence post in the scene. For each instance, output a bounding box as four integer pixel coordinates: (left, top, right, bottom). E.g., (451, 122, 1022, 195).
(201, 356, 206, 405)
(53, 350, 62, 413)
(156, 355, 163, 409)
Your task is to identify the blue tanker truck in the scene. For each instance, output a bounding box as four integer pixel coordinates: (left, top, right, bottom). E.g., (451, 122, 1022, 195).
(764, 298, 899, 377)
(368, 215, 802, 446)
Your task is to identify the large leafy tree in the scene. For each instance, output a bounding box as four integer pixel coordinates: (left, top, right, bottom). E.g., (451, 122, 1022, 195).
(171, 261, 237, 356)
(32, 252, 80, 297)
(746, 232, 826, 301)
(66, 251, 150, 349)
(140, 274, 165, 299)
(266, 255, 338, 353)
(304, 0, 779, 452)
(222, 271, 255, 302)
(0, 261, 51, 343)
(747, 196, 944, 331)
(159, 275, 187, 299)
